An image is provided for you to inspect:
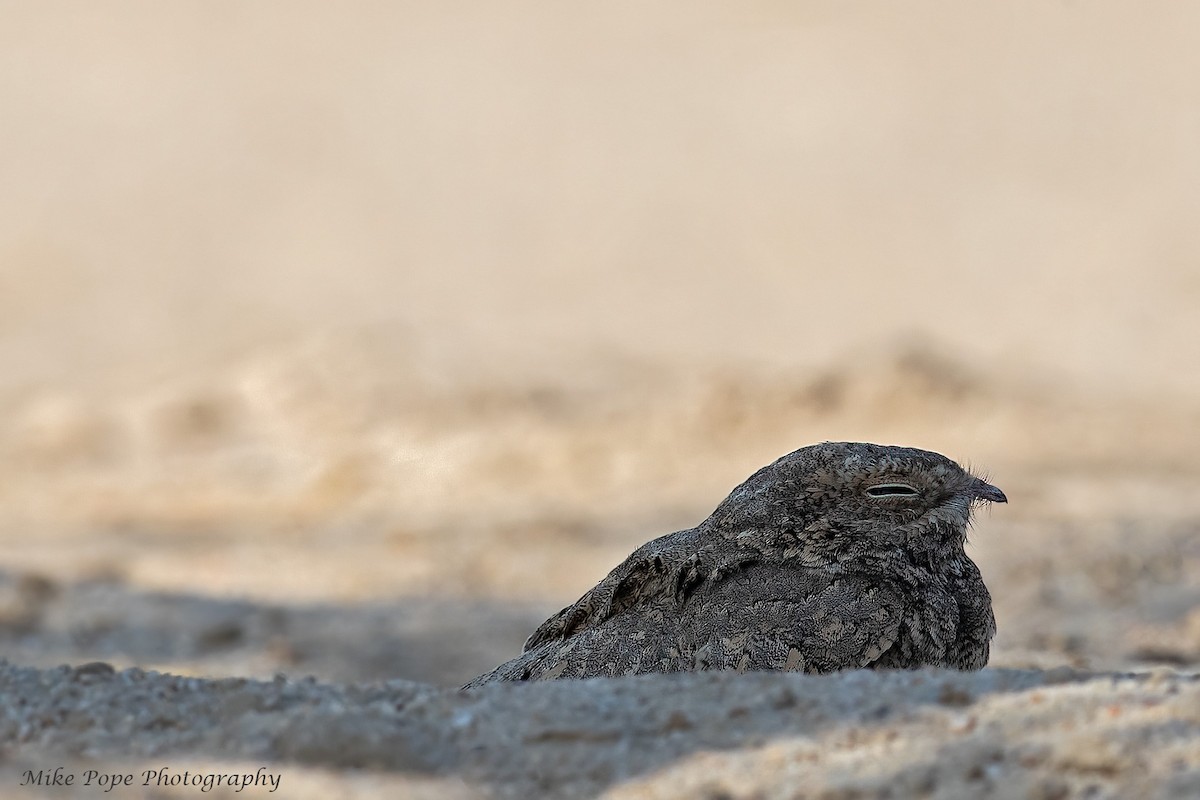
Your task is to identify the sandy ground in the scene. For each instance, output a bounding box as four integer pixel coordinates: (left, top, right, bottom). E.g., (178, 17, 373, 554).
(3, 339, 1199, 798)
(3, 2, 1200, 798)
(3, 662, 1199, 800)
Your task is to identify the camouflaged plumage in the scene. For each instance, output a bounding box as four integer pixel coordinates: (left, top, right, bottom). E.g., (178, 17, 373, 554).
(464, 442, 1005, 687)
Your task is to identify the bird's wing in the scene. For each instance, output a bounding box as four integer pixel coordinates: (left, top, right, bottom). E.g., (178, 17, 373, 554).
(523, 528, 703, 652)
(677, 561, 905, 673)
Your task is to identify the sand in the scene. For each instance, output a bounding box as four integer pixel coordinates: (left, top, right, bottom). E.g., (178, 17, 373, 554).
(3, 2, 1200, 798)
(2, 339, 1199, 798)
(4, 661, 1199, 799)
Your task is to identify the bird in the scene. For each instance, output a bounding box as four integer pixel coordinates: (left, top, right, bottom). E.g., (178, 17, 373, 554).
(463, 442, 1006, 688)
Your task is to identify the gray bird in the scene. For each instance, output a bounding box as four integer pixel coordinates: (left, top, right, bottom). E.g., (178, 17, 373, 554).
(464, 442, 1006, 688)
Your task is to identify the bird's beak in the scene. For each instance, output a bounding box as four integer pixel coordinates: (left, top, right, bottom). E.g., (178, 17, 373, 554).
(971, 478, 1007, 504)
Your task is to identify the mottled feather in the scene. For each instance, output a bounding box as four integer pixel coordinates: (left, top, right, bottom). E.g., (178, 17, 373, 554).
(464, 442, 1004, 688)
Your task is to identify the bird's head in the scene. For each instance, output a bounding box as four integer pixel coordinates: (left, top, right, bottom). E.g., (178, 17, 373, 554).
(709, 441, 1006, 556)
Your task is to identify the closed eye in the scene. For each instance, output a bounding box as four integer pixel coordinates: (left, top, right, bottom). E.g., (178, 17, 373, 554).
(866, 483, 920, 498)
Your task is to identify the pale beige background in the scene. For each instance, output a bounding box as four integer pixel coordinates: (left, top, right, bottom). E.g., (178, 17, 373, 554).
(0, 1, 1198, 687)
(3, 1, 1198, 395)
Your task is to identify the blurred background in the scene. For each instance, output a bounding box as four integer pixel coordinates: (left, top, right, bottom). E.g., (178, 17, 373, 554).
(0, 1, 1198, 687)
